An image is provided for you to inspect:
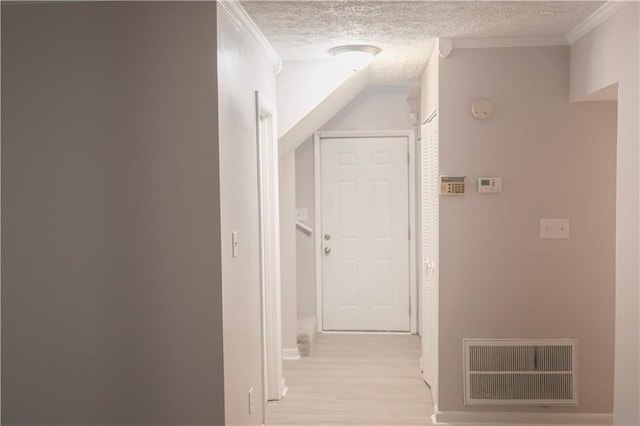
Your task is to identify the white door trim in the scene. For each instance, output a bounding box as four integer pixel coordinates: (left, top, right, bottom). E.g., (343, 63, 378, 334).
(255, 92, 285, 405)
(314, 130, 417, 334)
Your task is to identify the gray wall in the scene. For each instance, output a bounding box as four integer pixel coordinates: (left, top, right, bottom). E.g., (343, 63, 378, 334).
(2, 2, 225, 425)
(437, 46, 617, 414)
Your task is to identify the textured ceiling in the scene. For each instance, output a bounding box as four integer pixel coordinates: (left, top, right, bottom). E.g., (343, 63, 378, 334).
(241, 1, 604, 82)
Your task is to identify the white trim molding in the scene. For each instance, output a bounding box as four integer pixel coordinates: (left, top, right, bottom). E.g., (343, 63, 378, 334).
(452, 36, 568, 50)
(566, 1, 632, 44)
(255, 91, 284, 402)
(431, 410, 613, 426)
(218, 1, 282, 75)
(313, 133, 322, 333)
(437, 38, 453, 58)
(282, 348, 301, 360)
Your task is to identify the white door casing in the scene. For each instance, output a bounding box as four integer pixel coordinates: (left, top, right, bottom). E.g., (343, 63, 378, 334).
(255, 92, 285, 404)
(317, 133, 413, 332)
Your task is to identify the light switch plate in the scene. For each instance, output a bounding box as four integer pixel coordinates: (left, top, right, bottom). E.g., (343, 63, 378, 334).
(232, 231, 239, 257)
(539, 218, 570, 239)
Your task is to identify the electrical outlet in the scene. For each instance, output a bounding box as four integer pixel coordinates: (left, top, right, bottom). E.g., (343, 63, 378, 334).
(248, 387, 254, 415)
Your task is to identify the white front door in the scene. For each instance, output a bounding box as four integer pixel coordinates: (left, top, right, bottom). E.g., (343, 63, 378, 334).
(320, 136, 410, 331)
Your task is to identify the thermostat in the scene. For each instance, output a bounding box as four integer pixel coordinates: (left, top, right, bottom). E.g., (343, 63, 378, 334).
(477, 177, 502, 193)
(440, 176, 467, 195)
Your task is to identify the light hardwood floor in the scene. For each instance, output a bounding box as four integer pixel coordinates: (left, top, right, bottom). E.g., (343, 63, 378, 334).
(266, 333, 434, 425)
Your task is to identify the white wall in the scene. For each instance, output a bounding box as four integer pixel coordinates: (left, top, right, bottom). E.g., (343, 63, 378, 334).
(295, 138, 317, 317)
(2, 3, 225, 424)
(277, 60, 355, 138)
(421, 48, 439, 124)
(436, 46, 617, 416)
(217, 4, 277, 424)
(322, 86, 415, 131)
(279, 152, 298, 351)
(294, 86, 417, 323)
(278, 69, 370, 158)
(569, 4, 640, 424)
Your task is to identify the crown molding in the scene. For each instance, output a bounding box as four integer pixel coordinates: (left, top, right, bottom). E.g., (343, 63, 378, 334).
(218, 1, 282, 75)
(453, 36, 569, 50)
(566, 1, 631, 44)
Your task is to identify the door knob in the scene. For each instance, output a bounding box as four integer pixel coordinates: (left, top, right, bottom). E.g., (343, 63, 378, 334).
(324, 247, 331, 255)
(324, 234, 331, 241)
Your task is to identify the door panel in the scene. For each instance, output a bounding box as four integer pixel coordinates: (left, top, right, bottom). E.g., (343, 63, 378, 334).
(321, 136, 410, 331)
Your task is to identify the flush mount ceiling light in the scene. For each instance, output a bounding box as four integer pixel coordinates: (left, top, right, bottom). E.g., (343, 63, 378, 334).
(329, 45, 380, 71)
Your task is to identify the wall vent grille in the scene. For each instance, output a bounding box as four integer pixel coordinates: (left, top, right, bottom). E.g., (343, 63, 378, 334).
(463, 339, 578, 406)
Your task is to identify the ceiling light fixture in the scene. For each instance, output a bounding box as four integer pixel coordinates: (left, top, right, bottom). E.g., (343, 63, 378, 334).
(329, 45, 380, 71)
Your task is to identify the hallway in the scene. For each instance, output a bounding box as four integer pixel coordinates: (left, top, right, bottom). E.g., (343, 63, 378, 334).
(266, 334, 433, 425)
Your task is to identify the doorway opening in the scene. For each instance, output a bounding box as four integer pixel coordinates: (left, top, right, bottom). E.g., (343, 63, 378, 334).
(314, 131, 417, 333)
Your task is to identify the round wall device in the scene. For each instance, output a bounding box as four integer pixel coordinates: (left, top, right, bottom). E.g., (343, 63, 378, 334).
(471, 99, 493, 120)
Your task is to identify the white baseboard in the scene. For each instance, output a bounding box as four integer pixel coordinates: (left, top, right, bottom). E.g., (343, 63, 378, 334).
(282, 348, 301, 360)
(432, 409, 613, 426)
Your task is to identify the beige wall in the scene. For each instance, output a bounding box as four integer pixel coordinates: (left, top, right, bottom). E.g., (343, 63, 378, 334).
(569, 4, 639, 424)
(217, 4, 277, 424)
(279, 152, 298, 350)
(2, 3, 225, 424)
(437, 46, 617, 414)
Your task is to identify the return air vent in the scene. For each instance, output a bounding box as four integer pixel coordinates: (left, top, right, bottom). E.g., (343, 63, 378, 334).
(463, 339, 577, 406)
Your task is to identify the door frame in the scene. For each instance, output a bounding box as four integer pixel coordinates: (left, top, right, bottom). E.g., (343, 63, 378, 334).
(255, 91, 285, 405)
(313, 130, 417, 334)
